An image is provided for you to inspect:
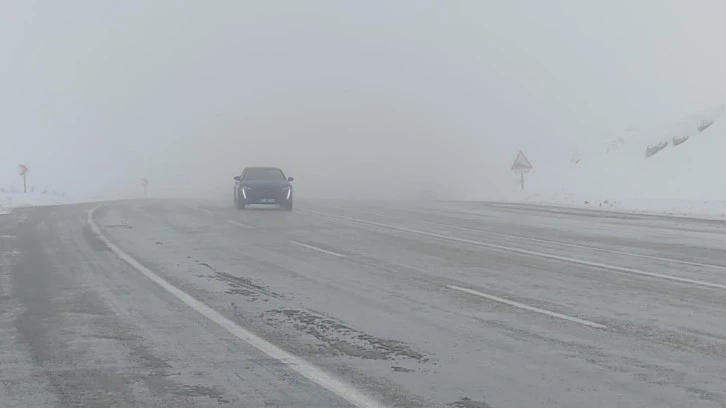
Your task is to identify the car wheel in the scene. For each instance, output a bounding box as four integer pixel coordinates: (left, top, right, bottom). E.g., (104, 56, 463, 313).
(237, 197, 246, 210)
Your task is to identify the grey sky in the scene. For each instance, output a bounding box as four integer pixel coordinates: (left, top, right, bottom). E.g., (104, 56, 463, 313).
(2, 1, 725, 199)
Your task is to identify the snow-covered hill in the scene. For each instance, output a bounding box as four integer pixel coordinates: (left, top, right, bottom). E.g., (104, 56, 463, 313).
(513, 104, 726, 218)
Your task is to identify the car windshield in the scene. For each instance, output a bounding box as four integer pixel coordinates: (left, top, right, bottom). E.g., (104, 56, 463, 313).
(243, 168, 285, 180)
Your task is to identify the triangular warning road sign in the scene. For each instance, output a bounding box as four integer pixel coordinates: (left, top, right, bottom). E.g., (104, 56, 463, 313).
(511, 150, 533, 171)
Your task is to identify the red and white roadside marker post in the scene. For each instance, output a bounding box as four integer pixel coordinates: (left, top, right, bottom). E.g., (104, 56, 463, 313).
(18, 164, 29, 193)
(511, 151, 533, 191)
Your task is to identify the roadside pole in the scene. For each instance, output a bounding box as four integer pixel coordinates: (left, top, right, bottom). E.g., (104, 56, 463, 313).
(521, 173, 524, 191)
(19, 164, 29, 193)
(511, 151, 533, 191)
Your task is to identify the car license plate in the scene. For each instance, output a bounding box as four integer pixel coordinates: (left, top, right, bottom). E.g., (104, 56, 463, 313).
(261, 199, 275, 203)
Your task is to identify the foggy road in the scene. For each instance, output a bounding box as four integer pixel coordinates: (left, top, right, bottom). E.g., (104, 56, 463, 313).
(2, 200, 726, 408)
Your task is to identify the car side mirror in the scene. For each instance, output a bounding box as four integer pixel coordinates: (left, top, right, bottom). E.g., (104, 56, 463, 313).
(234, 176, 240, 181)
(287, 177, 294, 182)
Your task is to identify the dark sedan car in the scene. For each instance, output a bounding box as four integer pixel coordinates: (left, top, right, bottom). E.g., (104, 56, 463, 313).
(234, 167, 294, 210)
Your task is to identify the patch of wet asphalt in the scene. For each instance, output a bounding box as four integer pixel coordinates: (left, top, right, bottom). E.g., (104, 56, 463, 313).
(262, 308, 429, 364)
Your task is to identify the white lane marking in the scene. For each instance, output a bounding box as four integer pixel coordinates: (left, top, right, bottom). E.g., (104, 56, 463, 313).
(227, 220, 256, 229)
(303, 210, 726, 291)
(200, 208, 215, 216)
(399, 215, 726, 272)
(447, 285, 607, 329)
(290, 241, 348, 258)
(88, 207, 383, 408)
(186, 204, 216, 216)
(0, 235, 17, 239)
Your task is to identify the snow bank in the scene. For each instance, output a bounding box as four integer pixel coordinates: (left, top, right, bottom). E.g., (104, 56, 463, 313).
(506, 104, 726, 218)
(0, 192, 108, 215)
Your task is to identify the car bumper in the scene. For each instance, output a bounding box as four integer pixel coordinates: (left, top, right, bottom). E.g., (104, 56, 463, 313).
(240, 190, 291, 204)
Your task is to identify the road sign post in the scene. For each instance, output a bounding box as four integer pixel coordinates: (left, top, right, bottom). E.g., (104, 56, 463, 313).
(18, 165, 29, 193)
(520, 172, 525, 191)
(511, 151, 533, 191)
(141, 179, 149, 196)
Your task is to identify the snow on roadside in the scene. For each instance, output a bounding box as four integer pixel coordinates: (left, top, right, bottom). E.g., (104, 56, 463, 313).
(0, 193, 109, 215)
(522, 194, 726, 220)
(505, 104, 726, 219)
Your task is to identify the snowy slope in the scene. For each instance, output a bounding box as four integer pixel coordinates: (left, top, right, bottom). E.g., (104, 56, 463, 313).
(512, 104, 726, 218)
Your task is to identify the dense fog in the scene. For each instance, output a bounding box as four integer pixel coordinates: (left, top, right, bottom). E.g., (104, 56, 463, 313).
(2, 1, 725, 201)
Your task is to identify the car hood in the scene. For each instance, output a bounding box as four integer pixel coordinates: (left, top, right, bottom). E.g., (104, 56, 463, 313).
(240, 180, 291, 189)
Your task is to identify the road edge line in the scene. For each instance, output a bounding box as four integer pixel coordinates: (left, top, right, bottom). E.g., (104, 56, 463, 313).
(87, 206, 385, 408)
(302, 210, 726, 291)
(398, 215, 726, 272)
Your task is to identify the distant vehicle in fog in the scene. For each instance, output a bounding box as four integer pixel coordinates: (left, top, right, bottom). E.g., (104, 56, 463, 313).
(234, 167, 294, 211)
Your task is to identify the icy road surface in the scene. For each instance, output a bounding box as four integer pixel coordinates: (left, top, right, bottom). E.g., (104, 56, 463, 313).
(1, 200, 725, 407)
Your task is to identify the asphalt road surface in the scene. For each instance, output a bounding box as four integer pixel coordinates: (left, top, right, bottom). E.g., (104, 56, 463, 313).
(2, 199, 726, 407)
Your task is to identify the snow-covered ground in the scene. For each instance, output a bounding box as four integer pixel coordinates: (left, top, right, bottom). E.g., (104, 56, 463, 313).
(0, 192, 109, 215)
(505, 104, 726, 219)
